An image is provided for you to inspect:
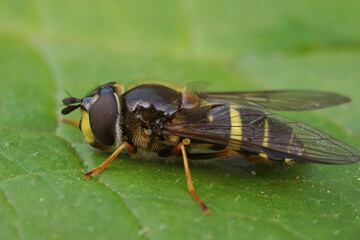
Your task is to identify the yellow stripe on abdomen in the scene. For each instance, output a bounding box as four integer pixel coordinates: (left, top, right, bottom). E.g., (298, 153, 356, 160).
(259, 119, 269, 159)
(229, 105, 242, 142)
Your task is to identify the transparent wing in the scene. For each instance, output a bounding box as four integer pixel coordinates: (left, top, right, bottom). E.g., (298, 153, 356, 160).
(162, 105, 360, 164)
(196, 90, 351, 111)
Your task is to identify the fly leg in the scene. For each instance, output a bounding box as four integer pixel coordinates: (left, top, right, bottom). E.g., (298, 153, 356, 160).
(187, 150, 272, 164)
(59, 117, 80, 127)
(186, 150, 247, 160)
(84, 141, 136, 179)
(171, 143, 211, 214)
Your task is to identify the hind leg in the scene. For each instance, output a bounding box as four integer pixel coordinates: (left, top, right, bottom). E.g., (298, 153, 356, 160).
(186, 150, 269, 163)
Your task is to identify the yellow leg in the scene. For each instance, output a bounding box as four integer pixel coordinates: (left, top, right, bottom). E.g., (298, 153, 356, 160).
(59, 117, 80, 128)
(178, 143, 211, 214)
(84, 141, 135, 179)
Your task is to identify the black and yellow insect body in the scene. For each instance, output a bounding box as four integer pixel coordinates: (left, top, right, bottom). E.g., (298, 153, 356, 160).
(61, 82, 360, 214)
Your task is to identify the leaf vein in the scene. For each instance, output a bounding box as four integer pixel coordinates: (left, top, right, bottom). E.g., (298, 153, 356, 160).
(0, 187, 23, 240)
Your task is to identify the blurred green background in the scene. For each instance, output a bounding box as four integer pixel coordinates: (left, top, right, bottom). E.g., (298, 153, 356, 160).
(0, 1, 360, 240)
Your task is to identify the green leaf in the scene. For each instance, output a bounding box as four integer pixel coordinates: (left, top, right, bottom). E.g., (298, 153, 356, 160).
(1, 1, 360, 240)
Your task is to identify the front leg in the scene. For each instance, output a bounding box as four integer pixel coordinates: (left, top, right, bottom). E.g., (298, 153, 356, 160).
(84, 141, 136, 179)
(59, 117, 80, 128)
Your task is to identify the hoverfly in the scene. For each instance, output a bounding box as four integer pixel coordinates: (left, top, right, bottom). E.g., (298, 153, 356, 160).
(61, 82, 360, 214)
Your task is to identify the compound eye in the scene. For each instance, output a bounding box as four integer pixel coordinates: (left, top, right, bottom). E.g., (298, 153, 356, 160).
(89, 92, 119, 146)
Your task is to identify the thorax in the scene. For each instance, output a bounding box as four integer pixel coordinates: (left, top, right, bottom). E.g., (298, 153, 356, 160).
(121, 84, 182, 152)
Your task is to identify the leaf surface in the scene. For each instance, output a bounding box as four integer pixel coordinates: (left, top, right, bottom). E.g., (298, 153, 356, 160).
(0, 1, 360, 240)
